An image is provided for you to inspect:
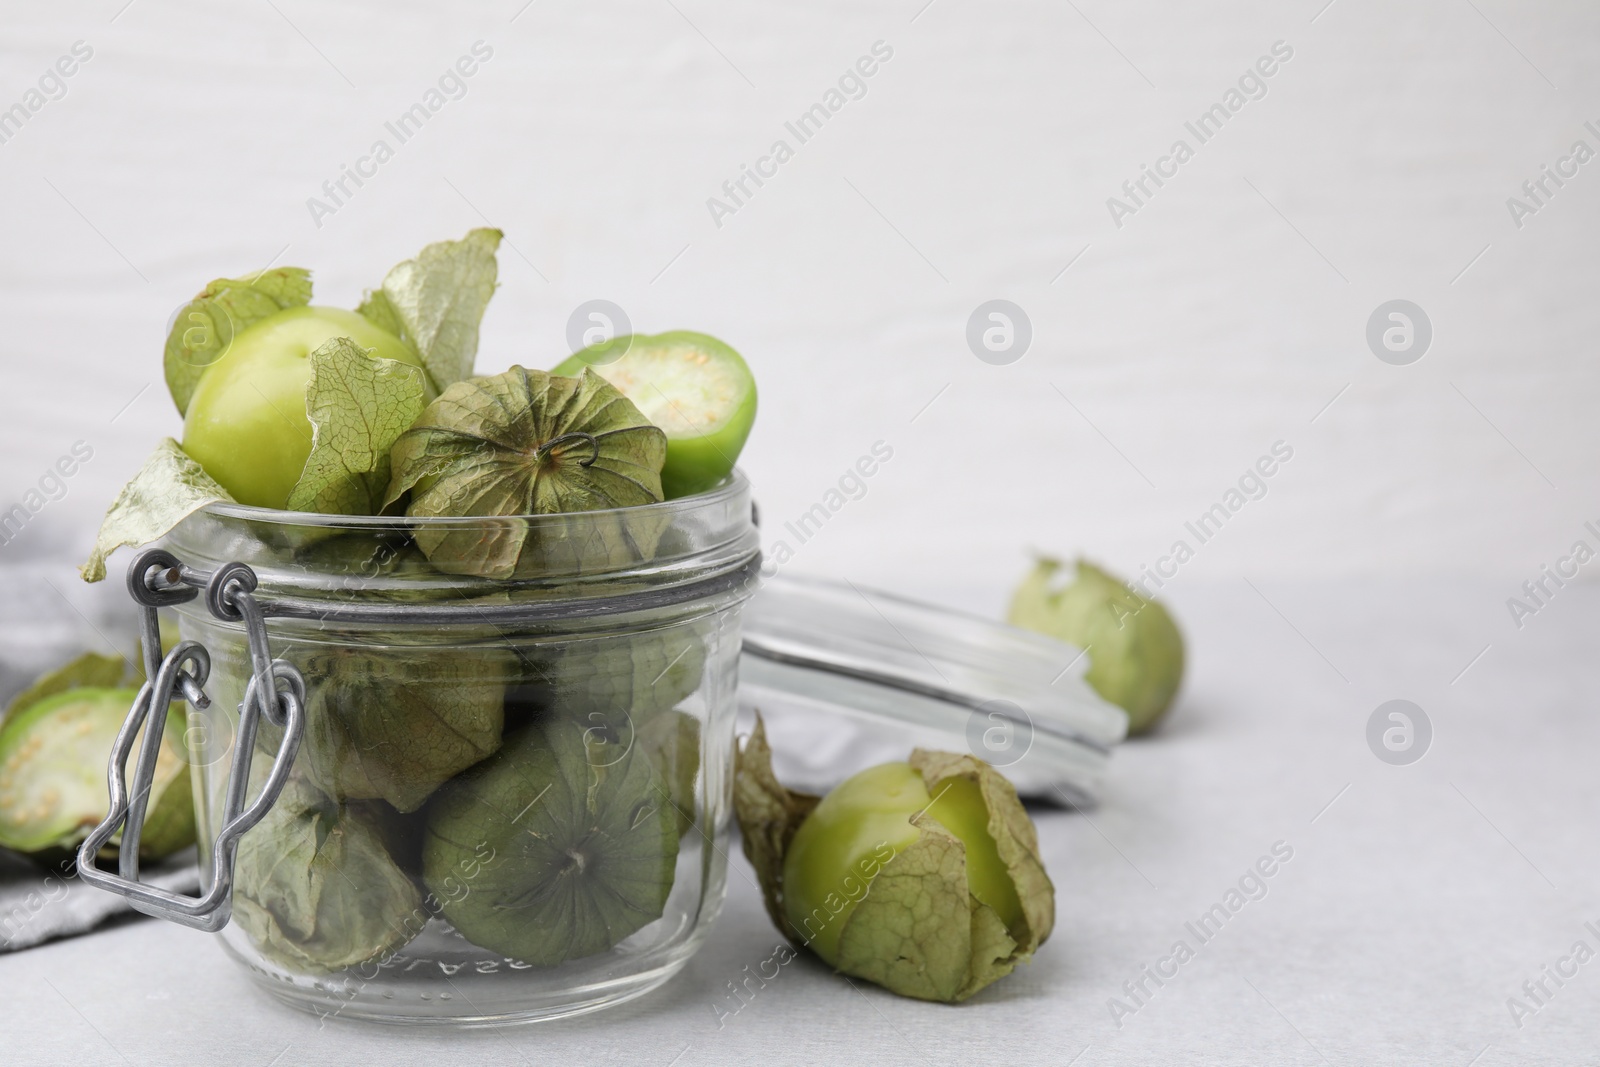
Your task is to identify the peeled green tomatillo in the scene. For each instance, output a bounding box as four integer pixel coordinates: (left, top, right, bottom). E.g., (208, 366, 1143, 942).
(182, 306, 424, 509)
(735, 718, 1053, 1003)
(1008, 557, 1185, 735)
(552, 331, 756, 499)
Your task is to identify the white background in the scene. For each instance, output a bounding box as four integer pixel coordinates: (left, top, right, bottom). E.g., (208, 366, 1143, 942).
(1, 0, 1596, 619)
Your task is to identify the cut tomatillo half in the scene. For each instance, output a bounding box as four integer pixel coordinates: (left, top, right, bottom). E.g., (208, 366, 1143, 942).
(0, 687, 195, 861)
(552, 331, 757, 499)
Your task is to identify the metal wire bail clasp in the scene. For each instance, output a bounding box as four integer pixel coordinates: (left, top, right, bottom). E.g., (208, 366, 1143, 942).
(76, 549, 306, 933)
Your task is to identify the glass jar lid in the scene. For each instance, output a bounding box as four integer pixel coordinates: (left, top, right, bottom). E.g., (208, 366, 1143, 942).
(738, 573, 1127, 804)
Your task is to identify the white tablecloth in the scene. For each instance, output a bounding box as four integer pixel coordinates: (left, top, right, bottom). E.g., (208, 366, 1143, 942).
(4, 578, 1593, 1066)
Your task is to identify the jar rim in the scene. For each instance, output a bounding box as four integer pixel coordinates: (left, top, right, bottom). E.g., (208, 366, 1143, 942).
(164, 468, 758, 608)
(195, 468, 752, 530)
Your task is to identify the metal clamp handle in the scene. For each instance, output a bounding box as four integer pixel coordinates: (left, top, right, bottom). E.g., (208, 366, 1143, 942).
(76, 550, 305, 932)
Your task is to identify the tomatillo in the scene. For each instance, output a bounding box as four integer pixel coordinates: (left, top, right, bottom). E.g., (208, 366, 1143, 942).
(181, 306, 424, 509)
(0, 687, 194, 862)
(1008, 557, 1185, 735)
(783, 762, 1026, 965)
(734, 719, 1054, 1003)
(552, 331, 756, 498)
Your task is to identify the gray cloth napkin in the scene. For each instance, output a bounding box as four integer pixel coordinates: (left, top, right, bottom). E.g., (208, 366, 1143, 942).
(0, 850, 199, 952)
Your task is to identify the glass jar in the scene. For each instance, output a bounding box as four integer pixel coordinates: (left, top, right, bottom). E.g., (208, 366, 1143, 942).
(78, 469, 1128, 1026)
(93, 474, 758, 1025)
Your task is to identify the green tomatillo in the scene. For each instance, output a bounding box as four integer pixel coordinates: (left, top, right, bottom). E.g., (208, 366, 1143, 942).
(232, 774, 423, 974)
(1008, 557, 1185, 735)
(734, 717, 1053, 1003)
(384, 366, 668, 578)
(552, 331, 756, 499)
(421, 716, 680, 966)
(0, 684, 194, 863)
(181, 306, 426, 509)
(83, 230, 503, 581)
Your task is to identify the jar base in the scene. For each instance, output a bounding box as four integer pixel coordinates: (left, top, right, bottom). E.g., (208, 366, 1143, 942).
(243, 951, 693, 1028)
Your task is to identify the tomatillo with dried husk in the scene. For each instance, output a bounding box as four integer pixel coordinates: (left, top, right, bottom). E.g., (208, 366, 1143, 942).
(384, 366, 668, 579)
(421, 715, 680, 966)
(1008, 557, 1185, 735)
(734, 717, 1053, 1003)
(232, 774, 423, 974)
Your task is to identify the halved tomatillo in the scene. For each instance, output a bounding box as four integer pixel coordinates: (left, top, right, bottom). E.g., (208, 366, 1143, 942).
(553, 331, 757, 499)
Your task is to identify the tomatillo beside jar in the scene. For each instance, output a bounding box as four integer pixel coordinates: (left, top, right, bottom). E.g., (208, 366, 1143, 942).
(735, 718, 1054, 1004)
(781, 763, 1026, 965)
(1008, 557, 1185, 735)
(0, 687, 194, 862)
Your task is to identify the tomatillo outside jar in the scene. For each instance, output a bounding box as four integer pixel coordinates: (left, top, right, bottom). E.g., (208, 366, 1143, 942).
(79, 473, 760, 1025)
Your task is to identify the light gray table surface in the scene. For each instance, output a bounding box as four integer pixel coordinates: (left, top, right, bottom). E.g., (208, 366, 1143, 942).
(4, 578, 1595, 1066)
